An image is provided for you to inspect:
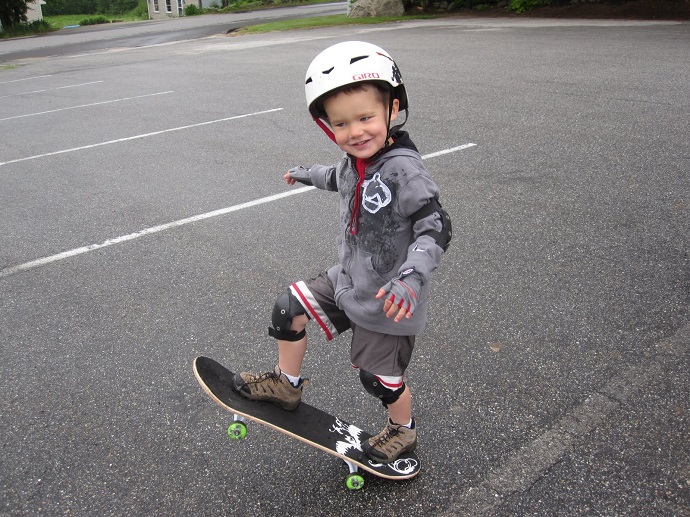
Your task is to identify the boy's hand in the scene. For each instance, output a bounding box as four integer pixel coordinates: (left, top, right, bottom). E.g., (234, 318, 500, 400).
(285, 166, 313, 186)
(376, 268, 422, 322)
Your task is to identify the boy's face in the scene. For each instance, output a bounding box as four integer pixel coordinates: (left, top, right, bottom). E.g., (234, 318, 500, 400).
(323, 85, 399, 160)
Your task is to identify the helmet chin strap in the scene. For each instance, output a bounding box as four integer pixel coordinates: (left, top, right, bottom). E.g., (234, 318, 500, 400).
(313, 117, 337, 143)
(382, 96, 395, 150)
(388, 97, 409, 139)
(391, 109, 408, 134)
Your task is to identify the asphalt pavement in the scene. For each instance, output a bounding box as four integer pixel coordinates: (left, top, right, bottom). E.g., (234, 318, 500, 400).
(1, 14, 688, 516)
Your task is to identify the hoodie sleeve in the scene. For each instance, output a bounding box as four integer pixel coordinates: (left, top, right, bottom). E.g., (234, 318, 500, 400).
(307, 163, 339, 192)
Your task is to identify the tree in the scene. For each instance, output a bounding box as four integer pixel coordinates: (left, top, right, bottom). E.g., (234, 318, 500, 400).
(0, 0, 31, 28)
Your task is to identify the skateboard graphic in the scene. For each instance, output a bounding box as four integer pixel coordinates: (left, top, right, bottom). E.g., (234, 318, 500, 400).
(193, 356, 420, 490)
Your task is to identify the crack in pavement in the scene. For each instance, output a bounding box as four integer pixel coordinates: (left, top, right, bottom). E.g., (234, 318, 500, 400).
(442, 320, 690, 516)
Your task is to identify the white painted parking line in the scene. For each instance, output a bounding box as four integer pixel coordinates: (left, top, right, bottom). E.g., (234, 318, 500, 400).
(0, 91, 175, 122)
(0, 143, 476, 279)
(0, 187, 315, 279)
(423, 143, 476, 159)
(0, 80, 104, 99)
(0, 75, 53, 84)
(0, 107, 284, 166)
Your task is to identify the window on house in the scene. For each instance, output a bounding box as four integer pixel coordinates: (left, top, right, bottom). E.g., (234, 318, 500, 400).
(166, 0, 171, 12)
(153, 0, 159, 11)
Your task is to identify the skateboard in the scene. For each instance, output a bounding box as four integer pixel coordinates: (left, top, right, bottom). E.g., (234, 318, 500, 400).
(193, 356, 420, 490)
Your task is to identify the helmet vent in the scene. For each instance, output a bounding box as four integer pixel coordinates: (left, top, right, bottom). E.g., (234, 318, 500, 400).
(350, 55, 368, 64)
(322, 66, 335, 74)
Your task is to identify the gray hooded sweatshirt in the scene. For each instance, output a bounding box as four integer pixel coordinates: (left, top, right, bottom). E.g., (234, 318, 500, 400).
(306, 132, 446, 336)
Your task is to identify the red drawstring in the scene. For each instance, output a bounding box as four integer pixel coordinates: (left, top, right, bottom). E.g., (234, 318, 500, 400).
(349, 158, 368, 235)
(311, 116, 371, 236)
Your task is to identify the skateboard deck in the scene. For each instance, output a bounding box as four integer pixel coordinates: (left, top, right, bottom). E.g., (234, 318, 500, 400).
(193, 356, 420, 489)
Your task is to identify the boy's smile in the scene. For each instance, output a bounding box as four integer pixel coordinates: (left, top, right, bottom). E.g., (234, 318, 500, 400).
(323, 85, 399, 160)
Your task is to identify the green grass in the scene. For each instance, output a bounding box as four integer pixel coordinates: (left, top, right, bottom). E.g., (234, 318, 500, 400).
(44, 13, 146, 29)
(211, 0, 338, 13)
(236, 13, 438, 34)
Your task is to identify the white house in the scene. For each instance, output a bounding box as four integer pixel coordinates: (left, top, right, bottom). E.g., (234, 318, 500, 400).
(0, 0, 45, 27)
(27, 0, 46, 22)
(147, 0, 194, 19)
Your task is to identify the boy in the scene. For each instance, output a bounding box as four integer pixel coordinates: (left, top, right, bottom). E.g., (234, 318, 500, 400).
(234, 41, 451, 463)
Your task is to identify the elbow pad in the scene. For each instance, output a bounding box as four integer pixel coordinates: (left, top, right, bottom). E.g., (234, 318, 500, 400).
(411, 198, 452, 252)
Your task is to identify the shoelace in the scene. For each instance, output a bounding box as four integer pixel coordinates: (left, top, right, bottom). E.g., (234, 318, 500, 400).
(248, 371, 279, 385)
(371, 425, 401, 447)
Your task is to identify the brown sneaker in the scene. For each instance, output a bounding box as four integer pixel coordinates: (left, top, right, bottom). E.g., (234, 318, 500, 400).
(232, 366, 308, 411)
(362, 418, 417, 463)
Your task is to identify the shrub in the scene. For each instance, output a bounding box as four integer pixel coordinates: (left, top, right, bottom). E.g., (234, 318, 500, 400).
(130, 0, 149, 18)
(1, 20, 54, 38)
(507, 0, 549, 13)
(184, 3, 201, 15)
(78, 15, 111, 24)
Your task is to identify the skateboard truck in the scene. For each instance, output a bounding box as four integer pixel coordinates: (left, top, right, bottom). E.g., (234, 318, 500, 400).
(227, 414, 248, 440)
(344, 460, 365, 490)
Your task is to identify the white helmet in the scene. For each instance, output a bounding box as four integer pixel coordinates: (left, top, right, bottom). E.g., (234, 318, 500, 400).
(304, 41, 408, 120)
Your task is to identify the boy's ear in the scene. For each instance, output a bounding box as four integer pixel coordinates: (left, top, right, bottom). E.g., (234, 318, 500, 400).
(390, 98, 400, 121)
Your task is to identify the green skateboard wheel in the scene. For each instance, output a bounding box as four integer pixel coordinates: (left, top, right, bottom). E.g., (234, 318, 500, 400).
(227, 421, 247, 440)
(346, 472, 365, 490)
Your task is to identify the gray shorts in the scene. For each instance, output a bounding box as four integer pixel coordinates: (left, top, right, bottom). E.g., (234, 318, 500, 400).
(289, 272, 415, 377)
